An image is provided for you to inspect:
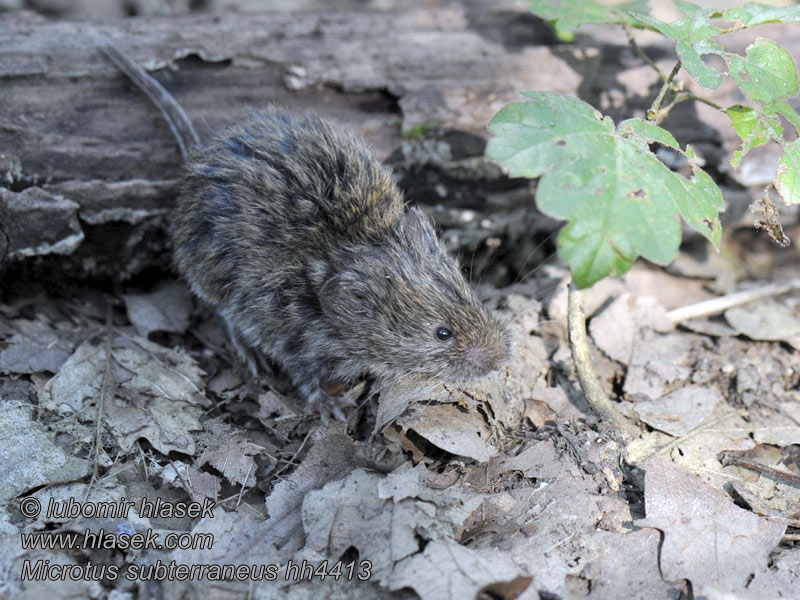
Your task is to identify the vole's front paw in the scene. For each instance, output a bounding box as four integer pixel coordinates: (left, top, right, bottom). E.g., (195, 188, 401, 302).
(305, 388, 357, 425)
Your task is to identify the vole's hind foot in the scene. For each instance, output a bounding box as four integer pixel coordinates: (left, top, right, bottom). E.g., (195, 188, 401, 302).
(221, 312, 270, 377)
(304, 386, 357, 425)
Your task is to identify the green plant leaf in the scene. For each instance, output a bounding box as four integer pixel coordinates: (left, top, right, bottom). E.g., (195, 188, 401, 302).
(486, 92, 723, 288)
(526, 0, 649, 41)
(776, 139, 800, 205)
(619, 118, 680, 149)
(724, 104, 783, 168)
(631, 11, 724, 89)
(722, 3, 800, 26)
(725, 38, 799, 105)
(674, 0, 705, 15)
(768, 99, 800, 134)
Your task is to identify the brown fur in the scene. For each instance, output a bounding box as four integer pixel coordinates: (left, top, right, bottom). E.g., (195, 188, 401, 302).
(172, 107, 510, 419)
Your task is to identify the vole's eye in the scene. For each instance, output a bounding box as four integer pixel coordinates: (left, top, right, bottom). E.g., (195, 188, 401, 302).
(435, 326, 453, 341)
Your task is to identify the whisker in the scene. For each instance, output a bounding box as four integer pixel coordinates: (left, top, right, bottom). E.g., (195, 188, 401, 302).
(512, 230, 559, 284)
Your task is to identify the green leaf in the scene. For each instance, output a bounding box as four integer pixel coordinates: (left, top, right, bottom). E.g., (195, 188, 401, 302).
(725, 38, 799, 105)
(767, 99, 800, 135)
(776, 139, 800, 205)
(722, 3, 800, 26)
(631, 11, 724, 89)
(724, 104, 783, 168)
(674, 1, 705, 16)
(486, 92, 724, 288)
(677, 39, 724, 89)
(526, 0, 649, 41)
(619, 118, 679, 149)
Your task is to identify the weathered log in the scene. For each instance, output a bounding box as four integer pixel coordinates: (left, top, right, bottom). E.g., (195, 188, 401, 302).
(0, 8, 568, 276)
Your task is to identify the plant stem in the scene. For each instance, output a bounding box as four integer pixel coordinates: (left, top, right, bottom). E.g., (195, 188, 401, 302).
(659, 92, 723, 120)
(649, 61, 681, 123)
(624, 23, 666, 81)
(567, 282, 640, 440)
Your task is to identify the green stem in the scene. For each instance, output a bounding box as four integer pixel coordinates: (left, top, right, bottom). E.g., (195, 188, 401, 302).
(659, 92, 723, 120)
(648, 61, 681, 123)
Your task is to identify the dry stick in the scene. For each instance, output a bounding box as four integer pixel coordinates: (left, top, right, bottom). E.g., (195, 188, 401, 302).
(666, 278, 800, 325)
(720, 452, 800, 486)
(169, 459, 195, 498)
(236, 462, 255, 508)
(567, 283, 640, 440)
(85, 306, 115, 502)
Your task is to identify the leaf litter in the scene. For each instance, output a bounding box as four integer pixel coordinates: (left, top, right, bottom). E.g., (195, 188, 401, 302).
(6, 251, 800, 599)
(4, 43, 800, 598)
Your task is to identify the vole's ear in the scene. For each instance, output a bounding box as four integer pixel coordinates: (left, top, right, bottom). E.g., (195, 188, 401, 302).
(401, 206, 441, 255)
(318, 272, 376, 319)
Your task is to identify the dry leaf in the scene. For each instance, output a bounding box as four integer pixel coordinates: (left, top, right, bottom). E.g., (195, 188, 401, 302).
(40, 332, 207, 455)
(0, 318, 77, 374)
(386, 540, 531, 600)
(0, 403, 88, 502)
(637, 456, 787, 589)
(634, 386, 720, 436)
(122, 280, 192, 338)
(196, 421, 263, 487)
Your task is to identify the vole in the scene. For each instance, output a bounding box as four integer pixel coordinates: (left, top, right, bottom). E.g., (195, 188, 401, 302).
(98, 39, 511, 422)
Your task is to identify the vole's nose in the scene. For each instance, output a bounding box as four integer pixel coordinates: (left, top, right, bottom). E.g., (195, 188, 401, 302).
(464, 344, 508, 375)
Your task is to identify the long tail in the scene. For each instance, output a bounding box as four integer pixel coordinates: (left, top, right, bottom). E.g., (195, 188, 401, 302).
(95, 35, 200, 161)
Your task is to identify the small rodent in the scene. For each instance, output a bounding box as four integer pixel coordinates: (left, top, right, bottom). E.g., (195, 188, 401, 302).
(99, 39, 511, 422)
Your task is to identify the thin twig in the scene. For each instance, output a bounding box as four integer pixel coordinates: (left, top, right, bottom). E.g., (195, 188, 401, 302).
(666, 278, 800, 325)
(236, 462, 255, 508)
(169, 459, 194, 498)
(720, 452, 800, 486)
(567, 283, 640, 440)
(84, 305, 114, 502)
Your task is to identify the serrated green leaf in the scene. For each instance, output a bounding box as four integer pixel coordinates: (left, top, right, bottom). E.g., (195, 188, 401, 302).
(526, 0, 649, 40)
(722, 3, 800, 26)
(632, 11, 724, 89)
(725, 38, 799, 105)
(724, 104, 783, 168)
(776, 139, 800, 205)
(486, 92, 724, 288)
